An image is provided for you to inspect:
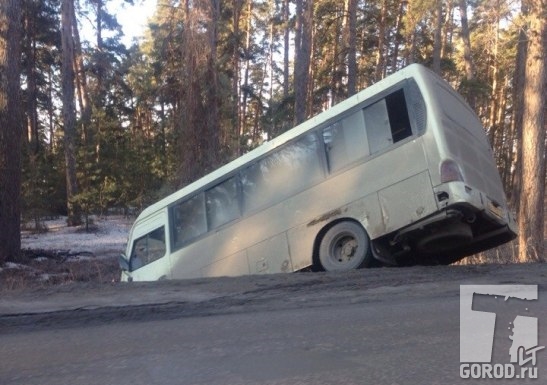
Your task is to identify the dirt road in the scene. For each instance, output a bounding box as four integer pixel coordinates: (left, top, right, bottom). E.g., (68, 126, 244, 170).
(1, 263, 546, 384)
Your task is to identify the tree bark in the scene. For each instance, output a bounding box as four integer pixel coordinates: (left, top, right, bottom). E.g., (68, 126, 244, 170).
(432, 0, 443, 74)
(231, 0, 243, 154)
(487, 10, 500, 145)
(458, 0, 474, 80)
(23, 5, 39, 155)
(72, 1, 92, 144)
(0, 0, 23, 262)
(283, 0, 290, 100)
(205, 0, 221, 168)
(390, 1, 405, 72)
(517, 0, 546, 263)
(457, 0, 477, 109)
(374, 0, 387, 81)
(294, 0, 313, 124)
(240, 0, 253, 141)
(346, 0, 357, 95)
(61, 0, 80, 226)
(510, 1, 529, 210)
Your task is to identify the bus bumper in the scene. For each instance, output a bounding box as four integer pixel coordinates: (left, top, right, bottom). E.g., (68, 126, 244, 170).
(433, 181, 517, 235)
(372, 182, 518, 265)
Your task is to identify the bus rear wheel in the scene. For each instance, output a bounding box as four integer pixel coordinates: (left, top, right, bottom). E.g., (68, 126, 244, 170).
(318, 221, 372, 271)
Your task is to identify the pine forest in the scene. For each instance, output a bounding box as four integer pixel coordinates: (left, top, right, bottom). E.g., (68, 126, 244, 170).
(0, 0, 545, 263)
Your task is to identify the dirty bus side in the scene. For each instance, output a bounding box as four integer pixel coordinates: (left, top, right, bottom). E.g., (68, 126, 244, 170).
(119, 64, 517, 282)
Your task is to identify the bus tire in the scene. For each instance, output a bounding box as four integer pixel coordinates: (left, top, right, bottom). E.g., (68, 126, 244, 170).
(318, 221, 372, 271)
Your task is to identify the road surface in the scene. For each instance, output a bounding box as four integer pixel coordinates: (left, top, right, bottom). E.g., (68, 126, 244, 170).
(1, 263, 546, 384)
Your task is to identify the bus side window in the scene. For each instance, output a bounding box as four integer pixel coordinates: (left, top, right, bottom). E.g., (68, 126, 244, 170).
(171, 193, 207, 249)
(240, 162, 264, 212)
(323, 110, 368, 173)
(364, 99, 392, 154)
(385, 89, 412, 142)
(130, 226, 166, 271)
(241, 133, 323, 213)
(364, 88, 412, 154)
(206, 177, 240, 230)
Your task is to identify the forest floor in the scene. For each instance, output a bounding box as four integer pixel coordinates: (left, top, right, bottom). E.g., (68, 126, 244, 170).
(0, 216, 132, 291)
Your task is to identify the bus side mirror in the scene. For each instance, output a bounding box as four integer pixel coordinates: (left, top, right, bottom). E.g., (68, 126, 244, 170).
(119, 254, 130, 272)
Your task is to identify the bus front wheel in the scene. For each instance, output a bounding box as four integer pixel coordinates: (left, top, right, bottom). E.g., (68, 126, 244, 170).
(318, 221, 373, 271)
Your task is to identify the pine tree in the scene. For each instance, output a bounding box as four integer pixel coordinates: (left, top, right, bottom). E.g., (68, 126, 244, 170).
(517, 0, 546, 262)
(61, 0, 80, 226)
(0, 0, 23, 262)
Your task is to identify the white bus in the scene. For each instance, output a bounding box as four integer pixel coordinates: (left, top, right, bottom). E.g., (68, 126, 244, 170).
(119, 64, 517, 281)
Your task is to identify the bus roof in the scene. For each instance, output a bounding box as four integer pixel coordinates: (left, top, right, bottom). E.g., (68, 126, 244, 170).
(136, 63, 429, 221)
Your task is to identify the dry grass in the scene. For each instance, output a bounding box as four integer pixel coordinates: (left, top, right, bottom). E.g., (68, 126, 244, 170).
(456, 240, 520, 265)
(0, 256, 120, 292)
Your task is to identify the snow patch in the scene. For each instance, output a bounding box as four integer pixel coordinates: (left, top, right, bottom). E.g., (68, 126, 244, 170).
(4, 262, 27, 270)
(21, 216, 133, 257)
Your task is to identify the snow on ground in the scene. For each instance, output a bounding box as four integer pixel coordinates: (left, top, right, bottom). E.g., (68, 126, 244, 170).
(21, 216, 133, 258)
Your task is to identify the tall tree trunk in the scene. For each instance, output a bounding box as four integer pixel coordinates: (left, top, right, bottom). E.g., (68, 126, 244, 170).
(510, 1, 529, 211)
(94, 0, 105, 163)
(232, 0, 242, 154)
(458, 0, 476, 108)
(458, 0, 474, 79)
(390, 1, 405, 72)
(96, 0, 104, 101)
(23, 6, 39, 155)
(22, 6, 42, 230)
(517, 0, 546, 263)
(205, 0, 220, 169)
(177, 0, 222, 185)
(180, 0, 199, 186)
(294, 0, 313, 124)
(305, 13, 315, 116)
(487, 10, 500, 144)
(61, 0, 80, 226)
(374, 0, 387, 81)
(403, 0, 422, 65)
(432, 0, 443, 74)
(241, 0, 253, 140)
(0, 0, 22, 263)
(332, 4, 343, 103)
(346, 0, 357, 95)
(283, 0, 290, 100)
(441, 0, 454, 61)
(265, 4, 275, 121)
(72, 1, 92, 143)
(47, 67, 55, 153)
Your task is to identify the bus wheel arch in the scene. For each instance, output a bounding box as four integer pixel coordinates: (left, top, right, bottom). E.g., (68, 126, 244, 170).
(313, 219, 374, 272)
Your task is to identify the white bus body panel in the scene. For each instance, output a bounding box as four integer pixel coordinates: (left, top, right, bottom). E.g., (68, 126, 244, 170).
(415, 69, 507, 203)
(412, 67, 516, 229)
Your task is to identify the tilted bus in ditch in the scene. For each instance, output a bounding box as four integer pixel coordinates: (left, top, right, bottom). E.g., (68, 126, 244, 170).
(119, 63, 517, 282)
